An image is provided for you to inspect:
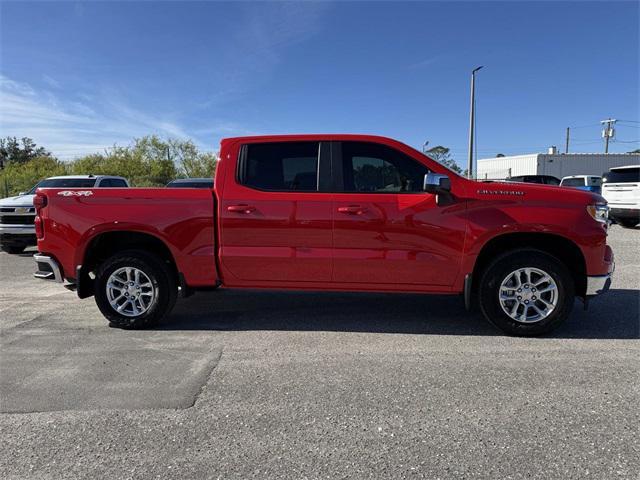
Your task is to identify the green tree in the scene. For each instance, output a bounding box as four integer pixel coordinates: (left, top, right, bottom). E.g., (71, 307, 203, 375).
(0, 135, 218, 195)
(155, 137, 217, 178)
(181, 150, 217, 178)
(0, 156, 68, 197)
(424, 145, 462, 174)
(70, 136, 217, 186)
(0, 137, 51, 169)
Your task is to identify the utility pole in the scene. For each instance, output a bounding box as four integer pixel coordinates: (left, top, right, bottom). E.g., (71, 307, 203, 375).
(467, 66, 483, 179)
(565, 127, 570, 153)
(601, 118, 616, 153)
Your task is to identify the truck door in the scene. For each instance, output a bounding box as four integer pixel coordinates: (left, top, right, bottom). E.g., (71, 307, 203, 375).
(219, 141, 333, 284)
(331, 141, 466, 287)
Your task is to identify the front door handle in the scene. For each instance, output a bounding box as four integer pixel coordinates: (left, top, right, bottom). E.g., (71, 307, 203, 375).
(227, 204, 256, 214)
(337, 205, 367, 215)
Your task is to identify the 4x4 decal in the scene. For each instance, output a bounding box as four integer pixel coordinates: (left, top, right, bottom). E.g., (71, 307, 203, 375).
(57, 191, 94, 197)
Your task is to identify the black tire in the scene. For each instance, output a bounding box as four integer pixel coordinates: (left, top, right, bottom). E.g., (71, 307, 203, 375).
(616, 218, 638, 228)
(478, 249, 574, 336)
(1, 244, 25, 254)
(94, 250, 178, 329)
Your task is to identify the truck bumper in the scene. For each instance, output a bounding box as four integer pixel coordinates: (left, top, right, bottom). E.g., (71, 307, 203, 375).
(0, 225, 36, 235)
(0, 225, 37, 248)
(586, 273, 612, 296)
(586, 247, 614, 296)
(33, 254, 63, 283)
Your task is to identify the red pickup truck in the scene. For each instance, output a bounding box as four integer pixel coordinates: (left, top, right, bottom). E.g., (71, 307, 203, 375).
(32, 135, 614, 336)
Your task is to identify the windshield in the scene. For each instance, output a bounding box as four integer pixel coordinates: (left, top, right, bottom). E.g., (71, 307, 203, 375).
(28, 178, 97, 194)
(603, 168, 640, 183)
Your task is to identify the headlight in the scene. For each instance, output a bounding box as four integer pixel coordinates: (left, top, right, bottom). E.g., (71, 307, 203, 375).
(587, 204, 609, 224)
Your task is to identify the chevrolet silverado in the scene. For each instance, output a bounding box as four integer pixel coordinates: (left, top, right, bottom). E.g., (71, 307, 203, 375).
(32, 135, 614, 336)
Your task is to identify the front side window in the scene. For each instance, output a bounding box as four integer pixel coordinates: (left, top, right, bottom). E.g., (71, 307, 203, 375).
(241, 142, 319, 192)
(341, 142, 428, 193)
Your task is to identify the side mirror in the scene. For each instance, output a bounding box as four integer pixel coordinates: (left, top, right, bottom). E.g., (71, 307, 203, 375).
(18, 191, 27, 196)
(423, 172, 451, 194)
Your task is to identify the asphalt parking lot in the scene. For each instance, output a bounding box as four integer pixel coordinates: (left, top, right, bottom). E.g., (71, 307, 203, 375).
(1, 226, 638, 479)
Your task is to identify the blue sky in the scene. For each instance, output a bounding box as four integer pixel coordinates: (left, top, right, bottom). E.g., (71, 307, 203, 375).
(1, 1, 638, 166)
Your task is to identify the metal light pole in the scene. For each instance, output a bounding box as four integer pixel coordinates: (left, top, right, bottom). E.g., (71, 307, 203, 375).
(467, 66, 483, 179)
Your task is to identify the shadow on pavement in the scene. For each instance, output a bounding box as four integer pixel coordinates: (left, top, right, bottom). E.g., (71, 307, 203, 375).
(159, 288, 639, 340)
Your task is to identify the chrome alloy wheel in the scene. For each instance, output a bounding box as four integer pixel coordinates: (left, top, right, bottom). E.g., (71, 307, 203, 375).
(498, 267, 558, 323)
(106, 267, 156, 317)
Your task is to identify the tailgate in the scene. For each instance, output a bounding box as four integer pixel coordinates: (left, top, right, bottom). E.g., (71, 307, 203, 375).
(602, 183, 640, 206)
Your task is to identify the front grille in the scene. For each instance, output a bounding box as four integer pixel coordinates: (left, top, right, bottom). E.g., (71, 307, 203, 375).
(0, 207, 35, 213)
(0, 215, 35, 225)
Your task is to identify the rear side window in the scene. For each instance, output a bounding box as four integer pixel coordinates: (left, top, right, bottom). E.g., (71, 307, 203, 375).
(603, 168, 640, 183)
(561, 178, 585, 187)
(36, 178, 97, 188)
(168, 181, 213, 188)
(543, 176, 561, 185)
(588, 177, 602, 186)
(240, 142, 319, 191)
(99, 179, 127, 187)
(341, 142, 428, 193)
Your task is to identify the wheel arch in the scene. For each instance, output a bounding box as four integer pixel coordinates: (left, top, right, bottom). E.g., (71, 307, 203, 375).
(471, 232, 587, 298)
(78, 230, 179, 298)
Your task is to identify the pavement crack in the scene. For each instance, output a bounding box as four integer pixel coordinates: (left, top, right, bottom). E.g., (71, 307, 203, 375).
(187, 346, 224, 410)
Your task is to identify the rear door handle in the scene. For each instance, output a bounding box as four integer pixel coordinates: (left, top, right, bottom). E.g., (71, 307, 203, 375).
(227, 204, 256, 214)
(337, 205, 367, 215)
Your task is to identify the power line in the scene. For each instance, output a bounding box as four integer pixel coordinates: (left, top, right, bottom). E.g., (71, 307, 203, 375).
(568, 123, 601, 129)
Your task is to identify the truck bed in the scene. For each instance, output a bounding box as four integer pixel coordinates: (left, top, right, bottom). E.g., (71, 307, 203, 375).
(37, 187, 218, 286)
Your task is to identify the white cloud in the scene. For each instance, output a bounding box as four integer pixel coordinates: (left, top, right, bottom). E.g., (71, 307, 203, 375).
(196, 2, 329, 109)
(408, 56, 441, 70)
(42, 74, 61, 89)
(0, 4, 329, 159)
(0, 75, 216, 159)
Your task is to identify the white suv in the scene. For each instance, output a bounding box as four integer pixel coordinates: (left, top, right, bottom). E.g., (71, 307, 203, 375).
(601, 165, 640, 228)
(0, 175, 129, 254)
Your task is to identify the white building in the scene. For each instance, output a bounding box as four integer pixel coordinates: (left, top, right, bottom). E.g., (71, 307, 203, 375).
(477, 149, 639, 180)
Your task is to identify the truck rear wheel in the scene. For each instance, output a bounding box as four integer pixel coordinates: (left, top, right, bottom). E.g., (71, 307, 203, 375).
(478, 249, 574, 336)
(94, 250, 177, 329)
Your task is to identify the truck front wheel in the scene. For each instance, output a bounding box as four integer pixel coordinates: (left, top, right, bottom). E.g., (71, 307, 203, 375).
(478, 249, 575, 336)
(94, 250, 177, 329)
